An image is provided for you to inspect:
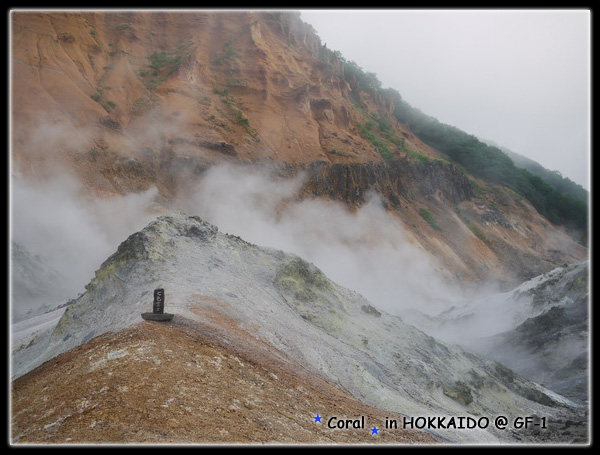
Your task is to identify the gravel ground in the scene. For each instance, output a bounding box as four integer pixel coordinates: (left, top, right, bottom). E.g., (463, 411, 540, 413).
(11, 318, 439, 445)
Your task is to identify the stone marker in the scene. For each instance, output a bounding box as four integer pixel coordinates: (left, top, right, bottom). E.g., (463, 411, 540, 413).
(142, 288, 174, 321)
(153, 288, 165, 314)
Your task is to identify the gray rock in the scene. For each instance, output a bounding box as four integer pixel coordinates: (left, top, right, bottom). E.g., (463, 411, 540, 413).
(141, 312, 174, 321)
(11, 212, 588, 444)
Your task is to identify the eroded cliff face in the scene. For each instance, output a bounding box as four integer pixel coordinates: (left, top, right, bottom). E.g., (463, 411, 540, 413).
(10, 10, 587, 288)
(11, 10, 384, 170)
(291, 160, 586, 286)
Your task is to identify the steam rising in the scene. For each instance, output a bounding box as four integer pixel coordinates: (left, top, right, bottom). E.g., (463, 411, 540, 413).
(10, 139, 588, 407)
(10, 159, 588, 405)
(177, 163, 463, 316)
(11, 158, 465, 320)
(10, 114, 461, 321)
(11, 171, 158, 318)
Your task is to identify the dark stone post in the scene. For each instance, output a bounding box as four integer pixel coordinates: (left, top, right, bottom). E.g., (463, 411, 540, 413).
(142, 288, 173, 322)
(153, 288, 165, 314)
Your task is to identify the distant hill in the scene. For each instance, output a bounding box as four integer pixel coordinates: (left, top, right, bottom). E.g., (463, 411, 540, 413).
(389, 95, 588, 239)
(484, 140, 589, 205)
(10, 12, 590, 446)
(10, 10, 588, 294)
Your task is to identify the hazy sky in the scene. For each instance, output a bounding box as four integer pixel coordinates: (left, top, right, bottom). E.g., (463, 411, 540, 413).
(300, 9, 590, 190)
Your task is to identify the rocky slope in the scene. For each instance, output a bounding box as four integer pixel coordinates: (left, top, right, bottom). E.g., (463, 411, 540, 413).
(404, 261, 590, 405)
(11, 213, 589, 444)
(10, 10, 590, 446)
(468, 263, 589, 404)
(12, 320, 439, 444)
(10, 241, 71, 322)
(292, 160, 585, 286)
(10, 10, 587, 290)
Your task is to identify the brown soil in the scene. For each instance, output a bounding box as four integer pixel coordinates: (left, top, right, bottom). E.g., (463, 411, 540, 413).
(11, 315, 439, 445)
(10, 10, 588, 288)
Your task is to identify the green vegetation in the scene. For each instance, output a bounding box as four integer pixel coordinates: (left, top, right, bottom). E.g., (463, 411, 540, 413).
(100, 100, 116, 113)
(498, 144, 588, 204)
(389, 91, 588, 238)
(212, 40, 238, 66)
(149, 52, 177, 71)
(212, 87, 258, 140)
(455, 207, 489, 243)
(319, 48, 382, 95)
(115, 23, 131, 31)
(468, 178, 485, 198)
(356, 121, 394, 161)
(314, 42, 587, 238)
(90, 90, 116, 113)
(419, 208, 443, 231)
(356, 114, 431, 164)
(143, 42, 193, 90)
(342, 60, 381, 93)
(212, 88, 230, 97)
(405, 148, 431, 165)
(232, 108, 250, 127)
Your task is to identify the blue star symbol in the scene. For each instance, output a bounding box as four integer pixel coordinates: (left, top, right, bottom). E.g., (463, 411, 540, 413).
(314, 414, 322, 423)
(371, 426, 379, 435)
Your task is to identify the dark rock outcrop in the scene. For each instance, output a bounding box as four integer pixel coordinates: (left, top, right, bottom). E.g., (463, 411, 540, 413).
(473, 262, 589, 403)
(298, 158, 474, 208)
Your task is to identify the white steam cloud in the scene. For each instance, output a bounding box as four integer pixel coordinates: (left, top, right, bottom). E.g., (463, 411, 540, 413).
(11, 111, 464, 322)
(177, 163, 463, 316)
(11, 170, 159, 318)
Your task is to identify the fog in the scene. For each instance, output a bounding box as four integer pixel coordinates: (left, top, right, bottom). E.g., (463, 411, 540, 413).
(300, 9, 590, 190)
(9, 11, 588, 413)
(11, 160, 585, 401)
(11, 157, 467, 321)
(176, 163, 463, 316)
(10, 8, 588, 328)
(8, 109, 467, 321)
(10, 170, 159, 318)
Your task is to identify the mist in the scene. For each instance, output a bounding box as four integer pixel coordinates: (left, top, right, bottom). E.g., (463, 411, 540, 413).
(10, 170, 159, 318)
(11, 152, 468, 323)
(6, 108, 528, 330)
(176, 163, 464, 317)
(301, 10, 590, 190)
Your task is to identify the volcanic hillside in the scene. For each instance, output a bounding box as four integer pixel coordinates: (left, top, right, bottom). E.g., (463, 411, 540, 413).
(10, 10, 591, 446)
(12, 318, 441, 445)
(10, 10, 588, 289)
(11, 213, 588, 444)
